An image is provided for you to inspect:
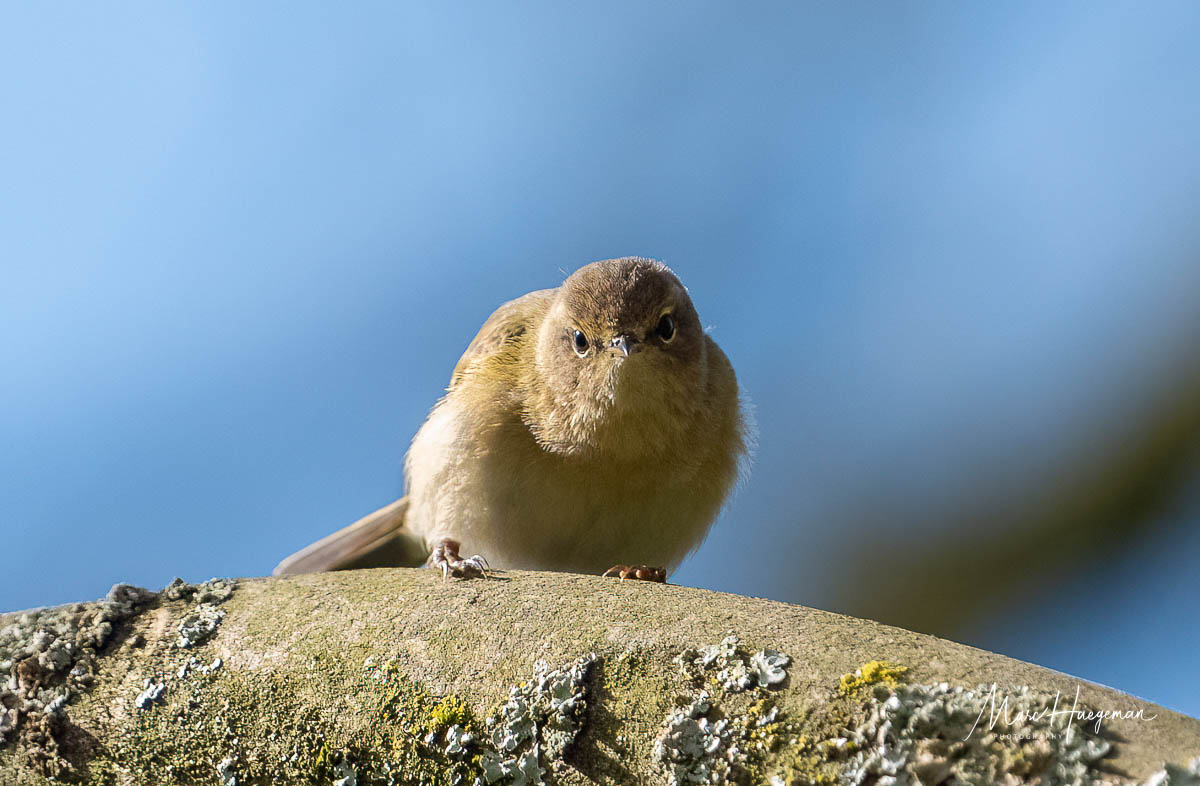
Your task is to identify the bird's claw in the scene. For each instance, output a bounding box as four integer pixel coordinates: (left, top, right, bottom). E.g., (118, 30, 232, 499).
(603, 564, 667, 583)
(430, 538, 488, 580)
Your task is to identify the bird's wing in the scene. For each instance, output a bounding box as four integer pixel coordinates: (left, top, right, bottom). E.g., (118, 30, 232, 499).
(449, 288, 556, 388)
(275, 288, 556, 575)
(272, 497, 427, 575)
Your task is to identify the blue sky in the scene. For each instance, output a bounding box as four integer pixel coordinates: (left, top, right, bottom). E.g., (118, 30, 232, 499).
(3, 2, 1199, 717)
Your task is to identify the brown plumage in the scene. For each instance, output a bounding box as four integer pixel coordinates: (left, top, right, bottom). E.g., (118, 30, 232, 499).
(274, 257, 748, 580)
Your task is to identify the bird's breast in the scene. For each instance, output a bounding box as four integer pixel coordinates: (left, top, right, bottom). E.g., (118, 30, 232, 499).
(405, 394, 727, 575)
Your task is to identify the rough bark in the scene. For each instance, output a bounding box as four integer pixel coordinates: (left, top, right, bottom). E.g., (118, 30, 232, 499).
(1, 569, 1197, 785)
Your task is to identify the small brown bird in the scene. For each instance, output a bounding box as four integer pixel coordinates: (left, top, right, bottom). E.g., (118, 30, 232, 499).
(274, 257, 748, 581)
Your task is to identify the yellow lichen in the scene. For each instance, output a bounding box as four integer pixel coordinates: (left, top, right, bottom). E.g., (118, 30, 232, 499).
(838, 660, 909, 696)
(753, 733, 842, 786)
(730, 698, 848, 786)
(428, 695, 470, 729)
(312, 739, 337, 776)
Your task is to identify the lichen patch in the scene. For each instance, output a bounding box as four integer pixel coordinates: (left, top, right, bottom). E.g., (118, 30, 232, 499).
(657, 645, 1134, 786)
(134, 677, 168, 710)
(676, 634, 793, 694)
(840, 681, 1113, 785)
(166, 578, 237, 649)
(476, 653, 598, 784)
(657, 635, 799, 785)
(837, 660, 909, 696)
(1145, 757, 1200, 786)
(0, 583, 156, 777)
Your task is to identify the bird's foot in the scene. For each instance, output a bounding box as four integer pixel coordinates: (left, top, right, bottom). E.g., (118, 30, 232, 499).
(430, 538, 488, 580)
(602, 564, 667, 583)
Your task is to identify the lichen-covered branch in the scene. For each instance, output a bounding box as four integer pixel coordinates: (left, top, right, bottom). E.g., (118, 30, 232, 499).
(1, 570, 1198, 785)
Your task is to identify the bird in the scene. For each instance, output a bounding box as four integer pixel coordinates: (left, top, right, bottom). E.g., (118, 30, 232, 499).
(273, 257, 748, 582)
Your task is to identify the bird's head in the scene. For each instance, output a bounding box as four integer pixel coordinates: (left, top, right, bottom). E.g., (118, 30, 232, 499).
(528, 257, 711, 457)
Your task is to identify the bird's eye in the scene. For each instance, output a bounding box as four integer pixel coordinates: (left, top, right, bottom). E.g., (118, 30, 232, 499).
(656, 313, 676, 342)
(572, 330, 589, 356)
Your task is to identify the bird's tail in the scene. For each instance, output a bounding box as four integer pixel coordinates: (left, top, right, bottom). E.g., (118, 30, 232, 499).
(272, 497, 428, 575)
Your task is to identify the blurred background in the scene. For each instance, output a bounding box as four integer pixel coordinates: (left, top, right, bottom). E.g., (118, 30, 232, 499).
(3, 2, 1199, 716)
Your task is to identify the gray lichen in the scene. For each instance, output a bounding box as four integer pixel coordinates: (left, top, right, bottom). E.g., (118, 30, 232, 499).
(368, 651, 600, 785)
(658, 636, 794, 785)
(474, 653, 599, 785)
(0, 582, 155, 776)
(217, 752, 239, 786)
(677, 634, 792, 693)
(841, 681, 1114, 786)
(332, 758, 359, 786)
(442, 723, 473, 758)
(164, 576, 236, 605)
(170, 577, 236, 649)
(176, 605, 226, 649)
(0, 576, 238, 777)
(132, 657, 219, 718)
(656, 691, 742, 786)
(135, 676, 168, 710)
(177, 655, 223, 678)
(1146, 758, 1200, 786)
(660, 643, 1130, 786)
(749, 649, 790, 689)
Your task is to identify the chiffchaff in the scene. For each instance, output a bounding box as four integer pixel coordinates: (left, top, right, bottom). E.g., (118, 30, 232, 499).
(274, 257, 748, 581)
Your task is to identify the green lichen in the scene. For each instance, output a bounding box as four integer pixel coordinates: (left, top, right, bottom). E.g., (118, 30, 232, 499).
(837, 660, 909, 696)
(95, 642, 602, 786)
(108, 648, 480, 784)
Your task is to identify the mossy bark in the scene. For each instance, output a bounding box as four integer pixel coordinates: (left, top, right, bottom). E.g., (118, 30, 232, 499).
(1, 569, 1197, 785)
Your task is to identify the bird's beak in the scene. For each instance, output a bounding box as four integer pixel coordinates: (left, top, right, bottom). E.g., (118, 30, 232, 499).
(610, 335, 639, 357)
